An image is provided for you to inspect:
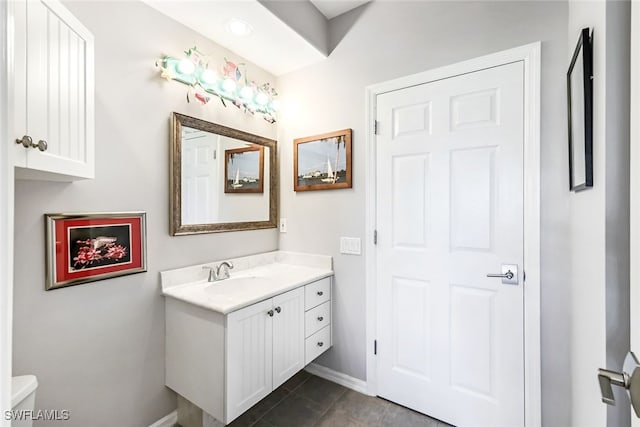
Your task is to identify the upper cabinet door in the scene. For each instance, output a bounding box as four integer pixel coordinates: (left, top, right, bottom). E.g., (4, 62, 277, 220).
(12, 0, 94, 180)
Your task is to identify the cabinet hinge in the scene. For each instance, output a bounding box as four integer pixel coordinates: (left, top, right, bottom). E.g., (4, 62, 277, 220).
(373, 230, 378, 245)
(374, 340, 377, 355)
(374, 120, 379, 135)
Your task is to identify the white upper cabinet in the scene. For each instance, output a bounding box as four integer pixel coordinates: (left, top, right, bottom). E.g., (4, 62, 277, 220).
(12, 0, 94, 180)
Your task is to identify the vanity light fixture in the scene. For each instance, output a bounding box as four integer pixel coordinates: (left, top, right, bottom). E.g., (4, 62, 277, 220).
(156, 47, 278, 123)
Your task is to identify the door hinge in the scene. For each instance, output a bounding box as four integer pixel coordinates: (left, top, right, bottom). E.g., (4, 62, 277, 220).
(373, 230, 378, 245)
(374, 120, 379, 135)
(374, 340, 377, 355)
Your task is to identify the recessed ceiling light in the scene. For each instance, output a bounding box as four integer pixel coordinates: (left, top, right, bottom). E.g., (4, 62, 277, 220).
(226, 18, 253, 37)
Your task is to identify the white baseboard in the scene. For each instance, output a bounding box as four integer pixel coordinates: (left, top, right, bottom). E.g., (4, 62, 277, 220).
(149, 410, 178, 427)
(304, 363, 371, 395)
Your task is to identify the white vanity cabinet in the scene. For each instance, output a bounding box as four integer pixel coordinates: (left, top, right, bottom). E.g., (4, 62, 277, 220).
(11, 0, 95, 180)
(164, 274, 333, 425)
(226, 287, 305, 421)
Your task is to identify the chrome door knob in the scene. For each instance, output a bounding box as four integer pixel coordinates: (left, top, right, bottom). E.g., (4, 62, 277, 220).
(317, 316, 324, 322)
(598, 351, 640, 417)
(317, 342, 324, 347)
(274, 306, 281, 314)
(317, 291, 324, 296)
(267, 310, 274, 317)
(486, 264, 518, 285)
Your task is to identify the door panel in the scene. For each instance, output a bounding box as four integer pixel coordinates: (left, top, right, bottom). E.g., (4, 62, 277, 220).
(226, 299, 273, 423)
(376, 62, 524, 427)
(272, 287, 305, 389)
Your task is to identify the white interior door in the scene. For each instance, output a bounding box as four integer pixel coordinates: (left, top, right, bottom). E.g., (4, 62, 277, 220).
(375, 61, 525, 427)
(181, 130, 218, 224)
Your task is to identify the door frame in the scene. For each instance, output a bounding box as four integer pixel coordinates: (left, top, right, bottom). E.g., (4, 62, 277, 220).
(364, 42, 541, 426)
(630, 1, 640, 424)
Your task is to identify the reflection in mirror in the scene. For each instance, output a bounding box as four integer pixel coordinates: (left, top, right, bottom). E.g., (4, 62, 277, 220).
(171, 113, 277, 235)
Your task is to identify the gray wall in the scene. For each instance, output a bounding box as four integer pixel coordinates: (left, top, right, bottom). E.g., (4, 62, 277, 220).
(605, 2, 631, 427)
(277, 2, 571, 426)
(11, 2, 278, 426)
(567, 1, 631, 426)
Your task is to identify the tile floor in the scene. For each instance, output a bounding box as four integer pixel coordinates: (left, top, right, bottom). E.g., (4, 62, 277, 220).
(227, 371, 452, 427)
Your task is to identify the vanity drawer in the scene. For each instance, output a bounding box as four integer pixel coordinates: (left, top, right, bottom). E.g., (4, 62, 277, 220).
(305, 325, 331, 365)
(305, 301, 331, 338)
(305, 277, 331, 310)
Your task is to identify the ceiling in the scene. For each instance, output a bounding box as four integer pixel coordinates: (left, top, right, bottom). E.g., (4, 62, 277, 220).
(143, 0, 370, 76)
(310, 0, 370, 19)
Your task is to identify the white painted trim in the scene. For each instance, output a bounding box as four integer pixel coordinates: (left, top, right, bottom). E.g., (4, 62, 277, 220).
(0, 0, 13, 424)
(304, 363, 369, 395)
(364, 42, 542, 427)
(148, 410, 178, 427)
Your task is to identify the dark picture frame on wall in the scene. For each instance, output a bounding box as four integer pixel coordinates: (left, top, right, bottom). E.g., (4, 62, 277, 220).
(293, 129, 352, 192)
(45, 212, 147, 290)
(567, 27, 594, 192)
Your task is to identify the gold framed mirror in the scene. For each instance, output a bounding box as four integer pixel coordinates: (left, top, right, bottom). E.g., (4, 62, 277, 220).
(170, 112, 278, 235)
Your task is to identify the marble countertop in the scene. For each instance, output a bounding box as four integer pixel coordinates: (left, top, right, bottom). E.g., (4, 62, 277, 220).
(160, 251, 333, 314)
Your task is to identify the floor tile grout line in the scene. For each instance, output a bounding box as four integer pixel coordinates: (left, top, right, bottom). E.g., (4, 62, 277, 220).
(309, 386, 349, 426)
(247, 374, 313, 427)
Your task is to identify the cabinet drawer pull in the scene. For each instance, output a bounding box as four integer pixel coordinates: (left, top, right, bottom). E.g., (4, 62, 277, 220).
(35, 139, 48, 152)
(317, 316, 324, 322)
(317, 291, 324, 296)
(15, 135, 32, 148)
(317, 342, 324, 347)
(267, 310, 274, 317)
(275, 306, 282, 313)
(15, 135, 48, 152)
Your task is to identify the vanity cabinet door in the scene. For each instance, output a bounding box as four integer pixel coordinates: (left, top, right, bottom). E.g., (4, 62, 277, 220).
(226, 298, 273, 422)
(272, 287, 305, 389)
(11, 0, 95, 180)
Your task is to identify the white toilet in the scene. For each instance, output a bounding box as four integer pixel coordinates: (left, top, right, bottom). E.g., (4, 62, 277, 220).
(11, 375, 38, 427)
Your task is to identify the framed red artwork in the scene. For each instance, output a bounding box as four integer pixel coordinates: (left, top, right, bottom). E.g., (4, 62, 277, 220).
(45, 212, 147, 290)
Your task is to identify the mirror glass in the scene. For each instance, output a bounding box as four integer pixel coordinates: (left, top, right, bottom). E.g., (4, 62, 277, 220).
(171, 113, 277, 235)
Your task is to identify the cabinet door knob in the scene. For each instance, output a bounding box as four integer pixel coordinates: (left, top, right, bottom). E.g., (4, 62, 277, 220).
(267, 310, 274, 317)
(317, 316, 324, 322)
(317, 342, 324, 347)
(317, 291, 324, 296)
(275, 306, 281, 314)
(35, 140, 48, 152)
(15, 135, 32, 148)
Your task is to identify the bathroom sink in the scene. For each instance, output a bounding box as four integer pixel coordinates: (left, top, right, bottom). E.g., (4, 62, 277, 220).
(204, 276, 273, 299)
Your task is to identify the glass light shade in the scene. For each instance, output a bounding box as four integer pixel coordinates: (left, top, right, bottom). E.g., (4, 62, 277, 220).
(271, 100, 281, 112)
(222, 79, 237, 93)
(240, 86, 254, 100)
(177, 58, 195, 75)
(255, 92, 269, 106)
(201, 69, 217, 84)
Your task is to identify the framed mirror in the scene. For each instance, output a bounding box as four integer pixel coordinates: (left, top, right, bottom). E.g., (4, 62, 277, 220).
(170, 112, 277, 235)
(567, 27, 593, 191)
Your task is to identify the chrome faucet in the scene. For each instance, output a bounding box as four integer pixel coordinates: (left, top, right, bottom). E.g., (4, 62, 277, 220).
(216, 261, 234, 280)
(203, 261, 234, 282)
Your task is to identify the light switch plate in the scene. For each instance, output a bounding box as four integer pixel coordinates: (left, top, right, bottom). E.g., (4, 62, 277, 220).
(340, 237, 361, 255)
(279, 218, 287, 233)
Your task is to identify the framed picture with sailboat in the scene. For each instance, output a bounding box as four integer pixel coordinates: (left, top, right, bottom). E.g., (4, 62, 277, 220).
(224, 145, 265, 194)
(294, 129, 352, 192)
